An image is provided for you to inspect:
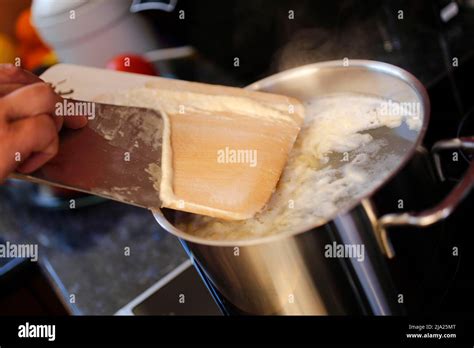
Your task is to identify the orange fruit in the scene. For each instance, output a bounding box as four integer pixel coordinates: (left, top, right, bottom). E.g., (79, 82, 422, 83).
(15, 8, 46, 47)
(18, 44, 51, 70)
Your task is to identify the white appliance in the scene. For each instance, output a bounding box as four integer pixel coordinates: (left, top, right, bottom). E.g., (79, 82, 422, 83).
(31, 0, 160, 67)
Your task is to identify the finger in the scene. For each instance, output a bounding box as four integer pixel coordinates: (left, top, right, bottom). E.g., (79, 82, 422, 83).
(63, 114, 88, 129)
(0, 114, 58, 178)
(0, 82, 64, 131)
(0, 84, 63, 130)
(0, 82, 87, 130)
(0, 64, 42, 85)
(0, 82, 61, 124)
(0, 83, 26, 97)
(0, 66, 61, 128)
(54, 99, 89, 129)
(61, 99, 88, 129)
(17, 136, 59, 173)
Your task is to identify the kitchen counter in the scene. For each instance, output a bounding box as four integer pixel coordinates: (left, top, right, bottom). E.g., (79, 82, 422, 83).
(0, 182, 188, 315)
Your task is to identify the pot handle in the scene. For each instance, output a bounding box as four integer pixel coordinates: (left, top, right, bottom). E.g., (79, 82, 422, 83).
(377, 137, 474, 258)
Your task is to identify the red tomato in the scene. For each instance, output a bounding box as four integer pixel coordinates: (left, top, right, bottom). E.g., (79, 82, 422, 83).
(106, 54, 157, 76)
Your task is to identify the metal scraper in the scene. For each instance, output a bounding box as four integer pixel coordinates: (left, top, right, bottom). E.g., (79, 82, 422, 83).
(9, 64, 304, 220)
(11, 102, 165, 211)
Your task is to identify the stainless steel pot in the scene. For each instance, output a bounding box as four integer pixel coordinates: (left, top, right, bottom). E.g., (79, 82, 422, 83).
(153, 60, 474, 315)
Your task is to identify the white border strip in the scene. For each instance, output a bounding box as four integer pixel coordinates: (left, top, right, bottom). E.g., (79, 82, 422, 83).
(115, 259, 193, 315)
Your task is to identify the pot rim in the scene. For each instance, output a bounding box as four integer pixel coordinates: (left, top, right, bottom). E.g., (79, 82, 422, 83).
(153, 59, 431, 247)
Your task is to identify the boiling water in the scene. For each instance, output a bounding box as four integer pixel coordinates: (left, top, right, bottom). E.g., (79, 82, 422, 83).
(179, 93, 421, 241)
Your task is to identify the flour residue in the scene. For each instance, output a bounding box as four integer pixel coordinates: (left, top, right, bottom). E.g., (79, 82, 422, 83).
(90, 102, 164, 153)
(91, 186, 140, 204)
(179, 93, 422, 240)
(97, 86, 300, 123)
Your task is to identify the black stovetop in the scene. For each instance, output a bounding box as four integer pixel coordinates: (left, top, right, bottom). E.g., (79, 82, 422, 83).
(0, 0, 472, 315)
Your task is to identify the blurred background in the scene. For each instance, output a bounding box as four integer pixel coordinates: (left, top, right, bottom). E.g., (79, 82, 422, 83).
(0, 0, 473, 315)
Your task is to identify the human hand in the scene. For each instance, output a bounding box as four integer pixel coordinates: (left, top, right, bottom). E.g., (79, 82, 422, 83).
(0, 64, 88, 181)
